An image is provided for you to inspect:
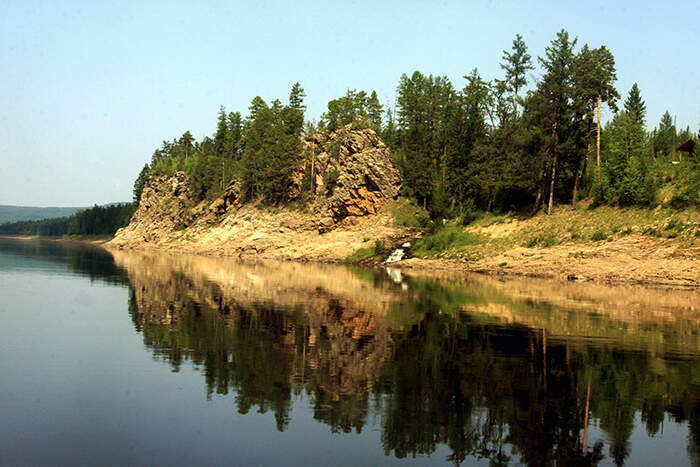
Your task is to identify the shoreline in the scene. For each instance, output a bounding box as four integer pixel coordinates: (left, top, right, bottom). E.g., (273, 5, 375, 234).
(390, 256, 699, 289)
(5, 231, 697, 289)
(105, 235, 699, 289)
(0, 234, 113, 245)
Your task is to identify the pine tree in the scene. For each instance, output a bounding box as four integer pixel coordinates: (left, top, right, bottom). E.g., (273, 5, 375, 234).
(604, 111, 651, 205)
(624, 83, 647, 127)
(536, 29, 577, 214)
(133, 164, 150, 204)
(652, 111, 675, 159)
(500, 34, 534, 114)
(571, 44, 619, 197)
(396, 71, 455, 214)
(214, 105, 228, 157)
(179, 131, 194, 159)
(226, 112, 242, 160)
(367, 91, 383, 130)
(289, 82, 306, 111)
(285, 83, 306, 136)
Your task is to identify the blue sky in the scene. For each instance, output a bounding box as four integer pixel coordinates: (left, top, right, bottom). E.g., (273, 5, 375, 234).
(1, 0, 698, 206)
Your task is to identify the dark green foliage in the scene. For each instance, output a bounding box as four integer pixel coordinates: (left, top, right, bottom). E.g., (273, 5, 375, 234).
(651, 111, 675, 159)
(133, 164, 150, 204)
(597, 105, 655, 206)
(395, 71, 457, 214)
(240, 87, 305, 203)
(624, 83, 647, 126)
(670, 157, 700, 207)
(501, 33, 534, 112)
(67, 204, 136, 235)
(320, 89, 382, 132)
(0, 204, 135, 237)
(0, 217, 70, 236)
(459, 198, 478, 225)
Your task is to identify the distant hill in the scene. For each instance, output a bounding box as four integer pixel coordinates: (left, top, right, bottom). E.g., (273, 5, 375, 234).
(0, 203, 131, 224)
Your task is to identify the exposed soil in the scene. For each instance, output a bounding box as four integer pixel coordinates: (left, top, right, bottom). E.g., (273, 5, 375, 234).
(395, 234, 700, 288)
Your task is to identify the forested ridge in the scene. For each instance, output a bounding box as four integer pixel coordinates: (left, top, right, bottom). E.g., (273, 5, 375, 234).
(0, 203, 135, 237)
(137, 29, 698, 222)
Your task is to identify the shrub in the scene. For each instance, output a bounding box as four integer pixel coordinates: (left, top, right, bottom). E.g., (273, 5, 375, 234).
(591, 229, 608, 242)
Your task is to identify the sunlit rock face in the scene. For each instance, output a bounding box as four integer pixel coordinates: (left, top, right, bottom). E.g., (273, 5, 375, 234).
(299, 125, 402, 225)
(110, 125, 407, 259)
(113, 171, 192, 244)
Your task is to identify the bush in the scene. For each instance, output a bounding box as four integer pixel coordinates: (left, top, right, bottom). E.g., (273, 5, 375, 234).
(591, 229, 608, 242)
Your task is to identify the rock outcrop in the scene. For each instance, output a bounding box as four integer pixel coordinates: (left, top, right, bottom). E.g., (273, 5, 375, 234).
(303, 125, 401, 225)
(114, 171, 191, 243)
(110, 125, 411, 259)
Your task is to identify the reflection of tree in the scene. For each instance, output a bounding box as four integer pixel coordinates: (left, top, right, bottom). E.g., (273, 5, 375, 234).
(0, 237, 129, 285)
(116, 250, 700, 465)
(690, 403, 700, 467)
(376, 303, 607, 465)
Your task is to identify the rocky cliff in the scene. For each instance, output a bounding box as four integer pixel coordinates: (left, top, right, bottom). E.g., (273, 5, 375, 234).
(302, 125, 401, 225)
(110, 125, 410, 260)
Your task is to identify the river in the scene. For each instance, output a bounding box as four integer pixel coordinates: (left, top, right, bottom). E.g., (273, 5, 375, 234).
(1, 237, 699, 466)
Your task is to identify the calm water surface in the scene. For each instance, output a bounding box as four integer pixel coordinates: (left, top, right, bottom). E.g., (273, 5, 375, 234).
(1, 237, 699, 466)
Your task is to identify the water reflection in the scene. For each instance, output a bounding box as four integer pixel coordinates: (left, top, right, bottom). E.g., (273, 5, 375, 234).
(108, 248, 700, 466)
(0, 237, 129, 285)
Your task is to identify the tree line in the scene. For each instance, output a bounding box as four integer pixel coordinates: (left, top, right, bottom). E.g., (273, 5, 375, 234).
(136, 29, 699, 220)
(0, 203, 135, 237)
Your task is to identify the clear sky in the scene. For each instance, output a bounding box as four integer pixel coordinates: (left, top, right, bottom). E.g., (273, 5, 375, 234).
(1, 0, 698, 207)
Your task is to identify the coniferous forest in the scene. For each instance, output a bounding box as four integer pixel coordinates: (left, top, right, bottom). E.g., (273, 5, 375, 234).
(139, 29, 699, 222)
(0, 204, 136, 237)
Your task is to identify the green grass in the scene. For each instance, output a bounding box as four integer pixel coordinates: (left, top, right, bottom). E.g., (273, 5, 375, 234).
(345, 240, 389, 264)
(412, 225, 483, 257)
(525, 231, 560, 248)
(400, 203, 699, 261)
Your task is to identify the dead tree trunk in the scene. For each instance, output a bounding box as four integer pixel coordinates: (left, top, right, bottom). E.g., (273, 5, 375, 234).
(547, 121, 559, 215)
(596, 96, 601, 182)
(547, 154, 557, 215)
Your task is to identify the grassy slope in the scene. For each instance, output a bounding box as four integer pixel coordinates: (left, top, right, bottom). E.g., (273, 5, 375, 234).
(412, 202, 699, 261)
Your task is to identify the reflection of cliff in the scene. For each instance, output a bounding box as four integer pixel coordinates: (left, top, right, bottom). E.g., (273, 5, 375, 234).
(111, 248, 700, 465)
(114, 249, 401, 422)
